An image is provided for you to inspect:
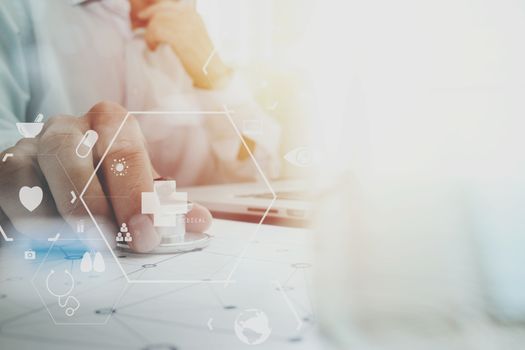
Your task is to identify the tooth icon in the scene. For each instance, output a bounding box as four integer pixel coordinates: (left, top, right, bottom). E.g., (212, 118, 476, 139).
(93, 252, 105, 273)
(80, 252, 93, 273)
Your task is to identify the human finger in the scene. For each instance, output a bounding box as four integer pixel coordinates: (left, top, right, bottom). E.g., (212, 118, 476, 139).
(89, 102, 160, 253)
(37, 114, 116, 249)
(186, 202, 212, 233)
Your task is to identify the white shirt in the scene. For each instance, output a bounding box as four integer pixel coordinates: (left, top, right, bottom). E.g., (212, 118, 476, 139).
(0, 0, 281, 185)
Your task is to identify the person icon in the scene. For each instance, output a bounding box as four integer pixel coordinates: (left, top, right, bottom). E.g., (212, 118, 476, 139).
(125, 231, 132, 242)
(116, 223, 128, 242)
(116, 231, 124, 242)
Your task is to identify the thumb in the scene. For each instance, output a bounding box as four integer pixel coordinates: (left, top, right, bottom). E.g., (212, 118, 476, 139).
(150, 175, 213, 233)
(186, 203, 213, 233)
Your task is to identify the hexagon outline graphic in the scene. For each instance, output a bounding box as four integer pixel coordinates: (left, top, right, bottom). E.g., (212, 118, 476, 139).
(30, 240, 128, 326)
(80, 106, 276, 284)
(7, 152, 84, 242)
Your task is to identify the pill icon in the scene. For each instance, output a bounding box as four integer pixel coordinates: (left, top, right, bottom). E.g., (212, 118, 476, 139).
(75, 130, 99, 159)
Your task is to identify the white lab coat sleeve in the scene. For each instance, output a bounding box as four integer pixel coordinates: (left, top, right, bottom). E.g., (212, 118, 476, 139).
(0, 1, 34, 150)
(192, 74, 282, 184)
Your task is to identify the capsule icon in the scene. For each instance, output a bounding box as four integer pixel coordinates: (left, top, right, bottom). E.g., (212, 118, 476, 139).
(75, 130, 99, 159)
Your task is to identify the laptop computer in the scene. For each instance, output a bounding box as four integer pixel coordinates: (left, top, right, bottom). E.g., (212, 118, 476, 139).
(182, 179, 312, 227)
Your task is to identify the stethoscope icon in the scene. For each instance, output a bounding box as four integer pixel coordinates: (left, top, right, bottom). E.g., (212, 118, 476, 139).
(46, 269, 80, 317)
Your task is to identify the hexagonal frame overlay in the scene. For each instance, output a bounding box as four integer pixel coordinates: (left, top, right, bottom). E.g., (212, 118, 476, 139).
(80, 106, 276, 284)
(30, 240, 128, 326)
(2, 152, 83, 243)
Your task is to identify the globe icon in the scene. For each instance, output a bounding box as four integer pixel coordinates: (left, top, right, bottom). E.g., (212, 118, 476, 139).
(234, 309, 272, 345)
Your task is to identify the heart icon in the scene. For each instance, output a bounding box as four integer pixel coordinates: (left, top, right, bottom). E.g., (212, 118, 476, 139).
(19, 186, 43, 212)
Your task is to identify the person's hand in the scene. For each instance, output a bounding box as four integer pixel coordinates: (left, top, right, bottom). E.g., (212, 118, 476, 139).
(134, 1, 232, 89)
(0, 102, 212, 252)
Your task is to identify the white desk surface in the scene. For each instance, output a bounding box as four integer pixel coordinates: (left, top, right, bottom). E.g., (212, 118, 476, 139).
(0, 219, 324, 350)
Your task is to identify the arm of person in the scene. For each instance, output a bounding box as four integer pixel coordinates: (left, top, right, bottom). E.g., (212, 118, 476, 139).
(0, 3, 212, 252)
(136, 1, 282, 183)
(192, 74, 282, 183)
(0, 101, 212, 252)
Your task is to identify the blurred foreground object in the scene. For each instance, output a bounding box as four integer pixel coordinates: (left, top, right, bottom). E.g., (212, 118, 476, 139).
(312, 0, 525, 347)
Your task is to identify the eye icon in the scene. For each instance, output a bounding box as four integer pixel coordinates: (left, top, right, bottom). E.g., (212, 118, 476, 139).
(283, 147, 318, 168)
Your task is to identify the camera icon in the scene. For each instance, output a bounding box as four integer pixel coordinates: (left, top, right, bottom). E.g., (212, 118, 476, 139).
(24, 250, 36, 260)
